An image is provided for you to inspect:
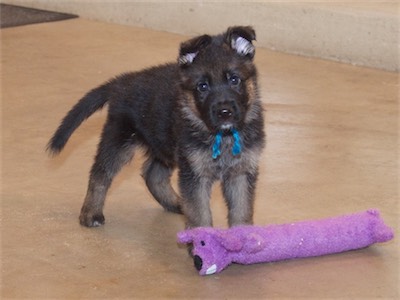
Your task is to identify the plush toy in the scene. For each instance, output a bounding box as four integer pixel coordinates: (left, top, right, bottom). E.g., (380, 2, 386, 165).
(177, 209, 394, 275)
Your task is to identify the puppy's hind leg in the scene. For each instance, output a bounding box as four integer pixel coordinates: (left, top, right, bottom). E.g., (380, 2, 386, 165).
(142, 158, 183, 214)
(79, 120, 135, 227)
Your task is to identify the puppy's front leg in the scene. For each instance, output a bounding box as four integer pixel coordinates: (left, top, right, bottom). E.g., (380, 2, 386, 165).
(179, 167, 214, 228)
(222, 171, 258, 227)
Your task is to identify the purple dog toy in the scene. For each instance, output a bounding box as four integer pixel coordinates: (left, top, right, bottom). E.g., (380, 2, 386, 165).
(177, 209, 394, 275)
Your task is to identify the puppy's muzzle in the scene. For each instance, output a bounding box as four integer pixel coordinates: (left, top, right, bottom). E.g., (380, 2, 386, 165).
(211, 101, 239, 129)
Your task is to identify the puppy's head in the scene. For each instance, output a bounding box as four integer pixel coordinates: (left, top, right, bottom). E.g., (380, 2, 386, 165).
(178, 26, 259, 134)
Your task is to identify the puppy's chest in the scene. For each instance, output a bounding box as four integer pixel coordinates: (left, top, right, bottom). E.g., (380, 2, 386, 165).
(187, 135, 257, 178)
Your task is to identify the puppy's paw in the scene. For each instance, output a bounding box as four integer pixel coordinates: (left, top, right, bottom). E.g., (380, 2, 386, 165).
(187, 243, 194, 257)
(79, 212, 105, 227)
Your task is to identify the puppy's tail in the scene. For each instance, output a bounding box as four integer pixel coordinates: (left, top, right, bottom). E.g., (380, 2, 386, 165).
(47, 83, 110, 155)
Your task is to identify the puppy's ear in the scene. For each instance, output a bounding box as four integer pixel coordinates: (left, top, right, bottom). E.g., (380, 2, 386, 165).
(178, 34, 212, 65)
(226, 26, 256, 59)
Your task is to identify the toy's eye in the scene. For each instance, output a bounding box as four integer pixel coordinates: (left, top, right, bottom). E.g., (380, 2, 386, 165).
(201, 241, 206, 246)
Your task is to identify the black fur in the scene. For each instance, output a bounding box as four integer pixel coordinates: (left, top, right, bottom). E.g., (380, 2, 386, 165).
(48, 26, 265, 228)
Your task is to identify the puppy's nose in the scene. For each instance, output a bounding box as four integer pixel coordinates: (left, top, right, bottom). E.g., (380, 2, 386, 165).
(194, 255, 203, 271)
(217, 108, 233, 120)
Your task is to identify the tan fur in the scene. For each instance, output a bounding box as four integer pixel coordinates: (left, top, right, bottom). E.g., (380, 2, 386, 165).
(223, 173, 254, 226)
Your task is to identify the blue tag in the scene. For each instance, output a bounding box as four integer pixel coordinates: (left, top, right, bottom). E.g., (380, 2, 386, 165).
(231, 128, 242, 156)
(212, 129, 242, 159)
(212, 131, 223, 159)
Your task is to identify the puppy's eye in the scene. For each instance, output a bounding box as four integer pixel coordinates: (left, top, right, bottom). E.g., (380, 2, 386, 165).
(201, 241, 206, 246)
(228, 74, 241, 87)
(197, 82, 209, 92)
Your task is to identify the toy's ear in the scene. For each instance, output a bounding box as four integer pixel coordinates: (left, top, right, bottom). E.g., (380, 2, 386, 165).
(215, 232, 243, 252)
(225, 26, 256, 59)
(177, 230, 194, 244)
(178, 34, 212, 66)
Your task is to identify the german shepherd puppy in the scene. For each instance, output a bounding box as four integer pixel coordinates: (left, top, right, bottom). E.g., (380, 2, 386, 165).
(48, 26, 265, 229)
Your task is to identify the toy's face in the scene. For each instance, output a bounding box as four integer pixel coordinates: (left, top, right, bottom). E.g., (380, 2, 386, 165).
(177, 228, 232, 275)
(191, 233, 229, 275)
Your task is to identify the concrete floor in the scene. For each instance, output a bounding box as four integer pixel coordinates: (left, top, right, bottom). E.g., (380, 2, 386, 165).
(1, 19, 399, 299)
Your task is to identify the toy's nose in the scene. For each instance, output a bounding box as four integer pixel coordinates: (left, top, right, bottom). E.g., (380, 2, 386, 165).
(194, 255, 203, 271)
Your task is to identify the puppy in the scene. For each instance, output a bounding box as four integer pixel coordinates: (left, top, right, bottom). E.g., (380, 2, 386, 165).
(48, 26, 265, 229)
